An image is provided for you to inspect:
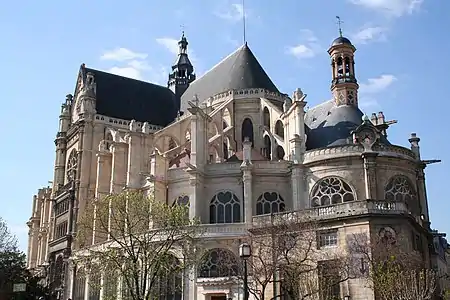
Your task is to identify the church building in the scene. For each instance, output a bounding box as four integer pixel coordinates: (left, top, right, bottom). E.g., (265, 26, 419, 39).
(26, 30, 444, 300)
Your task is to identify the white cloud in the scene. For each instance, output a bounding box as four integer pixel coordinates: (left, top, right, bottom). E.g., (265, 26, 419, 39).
(155, 37, 200, 72)
(100, 48, 147, 62)
(107, 66, 144, 80)
(358, 74, 397, 109)
(156, 38, 180, 55)
(359, 74, 397, 94)
(352, 26, 388, 44)
(215, 3, 245, 22)
(348, 0, 424, 17)
(101, 48, 167, 83)
(287, 29, 321, 59)
(287, 45, 316, 59)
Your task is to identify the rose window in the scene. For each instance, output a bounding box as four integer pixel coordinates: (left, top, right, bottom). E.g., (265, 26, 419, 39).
(198, 248, 239, 278)
(66, 150, 78, 182)
(256, 192, 285, 215)
(311, 177, 355, 207)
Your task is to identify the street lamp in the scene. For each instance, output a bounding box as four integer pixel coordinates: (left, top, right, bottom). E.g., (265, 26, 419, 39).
(239, 243, 251, 300)
(343, 296, 351, 300)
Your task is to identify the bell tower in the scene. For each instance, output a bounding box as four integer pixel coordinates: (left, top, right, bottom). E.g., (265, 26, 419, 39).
(328, 18, 359, 107)
(168, 31, 196, 112)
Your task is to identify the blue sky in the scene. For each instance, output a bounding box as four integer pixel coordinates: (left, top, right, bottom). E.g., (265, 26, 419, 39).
(0, 0, 448, 251)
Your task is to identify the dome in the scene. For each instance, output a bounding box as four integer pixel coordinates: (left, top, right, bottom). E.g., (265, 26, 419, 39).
(331, 36, 352, 46)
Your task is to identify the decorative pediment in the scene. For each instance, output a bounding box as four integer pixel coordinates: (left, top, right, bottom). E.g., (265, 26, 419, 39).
(351, 115, 381, 151)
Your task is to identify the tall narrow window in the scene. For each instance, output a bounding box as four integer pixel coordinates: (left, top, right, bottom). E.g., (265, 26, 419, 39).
(263, 107, 270, 128)
(210, 192, 241, 224)
(241, 118, 254, 147)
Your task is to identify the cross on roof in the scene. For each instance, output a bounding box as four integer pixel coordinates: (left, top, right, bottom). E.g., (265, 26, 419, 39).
(336, 16, 344, 37)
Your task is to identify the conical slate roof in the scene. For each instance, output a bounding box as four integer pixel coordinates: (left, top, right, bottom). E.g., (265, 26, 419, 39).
(180, 43, 279, 111)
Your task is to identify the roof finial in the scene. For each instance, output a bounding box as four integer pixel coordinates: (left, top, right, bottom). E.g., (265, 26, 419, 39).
(242, 0, 246, 45)
(336, 16, 343, 37)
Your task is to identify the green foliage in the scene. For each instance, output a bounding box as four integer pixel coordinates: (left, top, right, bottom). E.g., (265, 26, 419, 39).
(0, 217, 48, 299)
(76, 190, 204, 300)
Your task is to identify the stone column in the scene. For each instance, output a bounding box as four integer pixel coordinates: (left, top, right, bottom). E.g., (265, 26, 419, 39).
(187, 265, 197, 300)
(362, 152, 378, 200)
(110, 142, 128, 193)
(188, 176, 202, 221)
(84, 272, 90, 300)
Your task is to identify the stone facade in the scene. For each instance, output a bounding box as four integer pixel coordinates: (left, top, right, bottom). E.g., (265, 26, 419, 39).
(27, 33, 445, 300)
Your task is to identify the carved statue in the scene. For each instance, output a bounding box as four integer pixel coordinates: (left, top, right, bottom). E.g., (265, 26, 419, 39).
(293, 88, 304, 101)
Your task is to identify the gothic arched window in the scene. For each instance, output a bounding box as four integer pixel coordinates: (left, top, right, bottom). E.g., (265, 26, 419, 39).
(53, 255, 64, 288)
(384, 175, 418, 213)
(275, 120, 284, 138)
(209, 191, 241, 224)
(256, 192, 286, 215)
(311, 177, 355, 207)
(263, 107, 270, 128)
(384, 175, 417, 202)
(66, 150, 77, 182)
(198, 248, 239, 278)
(174, 195, 189, 206)
(73, 267, 86, 300)
(241, 118, 254, 147)
(155, 254, 182, 300)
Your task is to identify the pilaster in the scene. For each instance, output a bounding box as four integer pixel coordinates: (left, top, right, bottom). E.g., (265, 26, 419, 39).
(362, 152, 378, 200)
(110, 142, 128, 193)
(95, 151, 112, 197)
(241, 163, 253, 223)
(126, 120, 143, 189)
(188, 176, 202, 222)
(189, 106, 208, 170)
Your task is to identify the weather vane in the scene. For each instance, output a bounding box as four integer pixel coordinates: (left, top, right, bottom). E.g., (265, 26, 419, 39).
(336, 16, 343, 37)
(180, 24, 185, 36)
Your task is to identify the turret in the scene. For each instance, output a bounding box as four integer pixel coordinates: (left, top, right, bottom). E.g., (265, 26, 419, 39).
(328, 18, 359, 107)
(168, 32, 196, 112)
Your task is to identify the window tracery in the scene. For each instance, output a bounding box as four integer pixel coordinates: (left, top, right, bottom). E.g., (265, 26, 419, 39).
(66, 150, 78, 182)
(310, 177, 355, 207)
(73, 267, 86, 300)
(174, 195, 189, 206)
(156, 254, 182, 300)
(384, 175, 417, 203)
(209, 191, 241, 224)
(256, 192, 285, 215)
(198, 248, 239, 278)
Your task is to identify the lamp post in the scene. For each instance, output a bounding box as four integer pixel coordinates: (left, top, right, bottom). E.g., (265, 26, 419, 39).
(239, 243, 251, 300)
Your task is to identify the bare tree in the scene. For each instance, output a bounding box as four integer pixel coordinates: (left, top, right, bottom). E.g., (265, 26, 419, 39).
(76, 190, 204, 300)
(0, 216, 18, 252)
(242, 212, 352, 300)
(348, 231, 437, 300)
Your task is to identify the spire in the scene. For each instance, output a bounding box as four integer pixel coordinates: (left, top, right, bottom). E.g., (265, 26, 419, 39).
(168, 31, 196, 111)
(178, 31, 188, 54)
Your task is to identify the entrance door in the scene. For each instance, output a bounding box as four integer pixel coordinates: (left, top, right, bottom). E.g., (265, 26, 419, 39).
(210, 296, 226, 300)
